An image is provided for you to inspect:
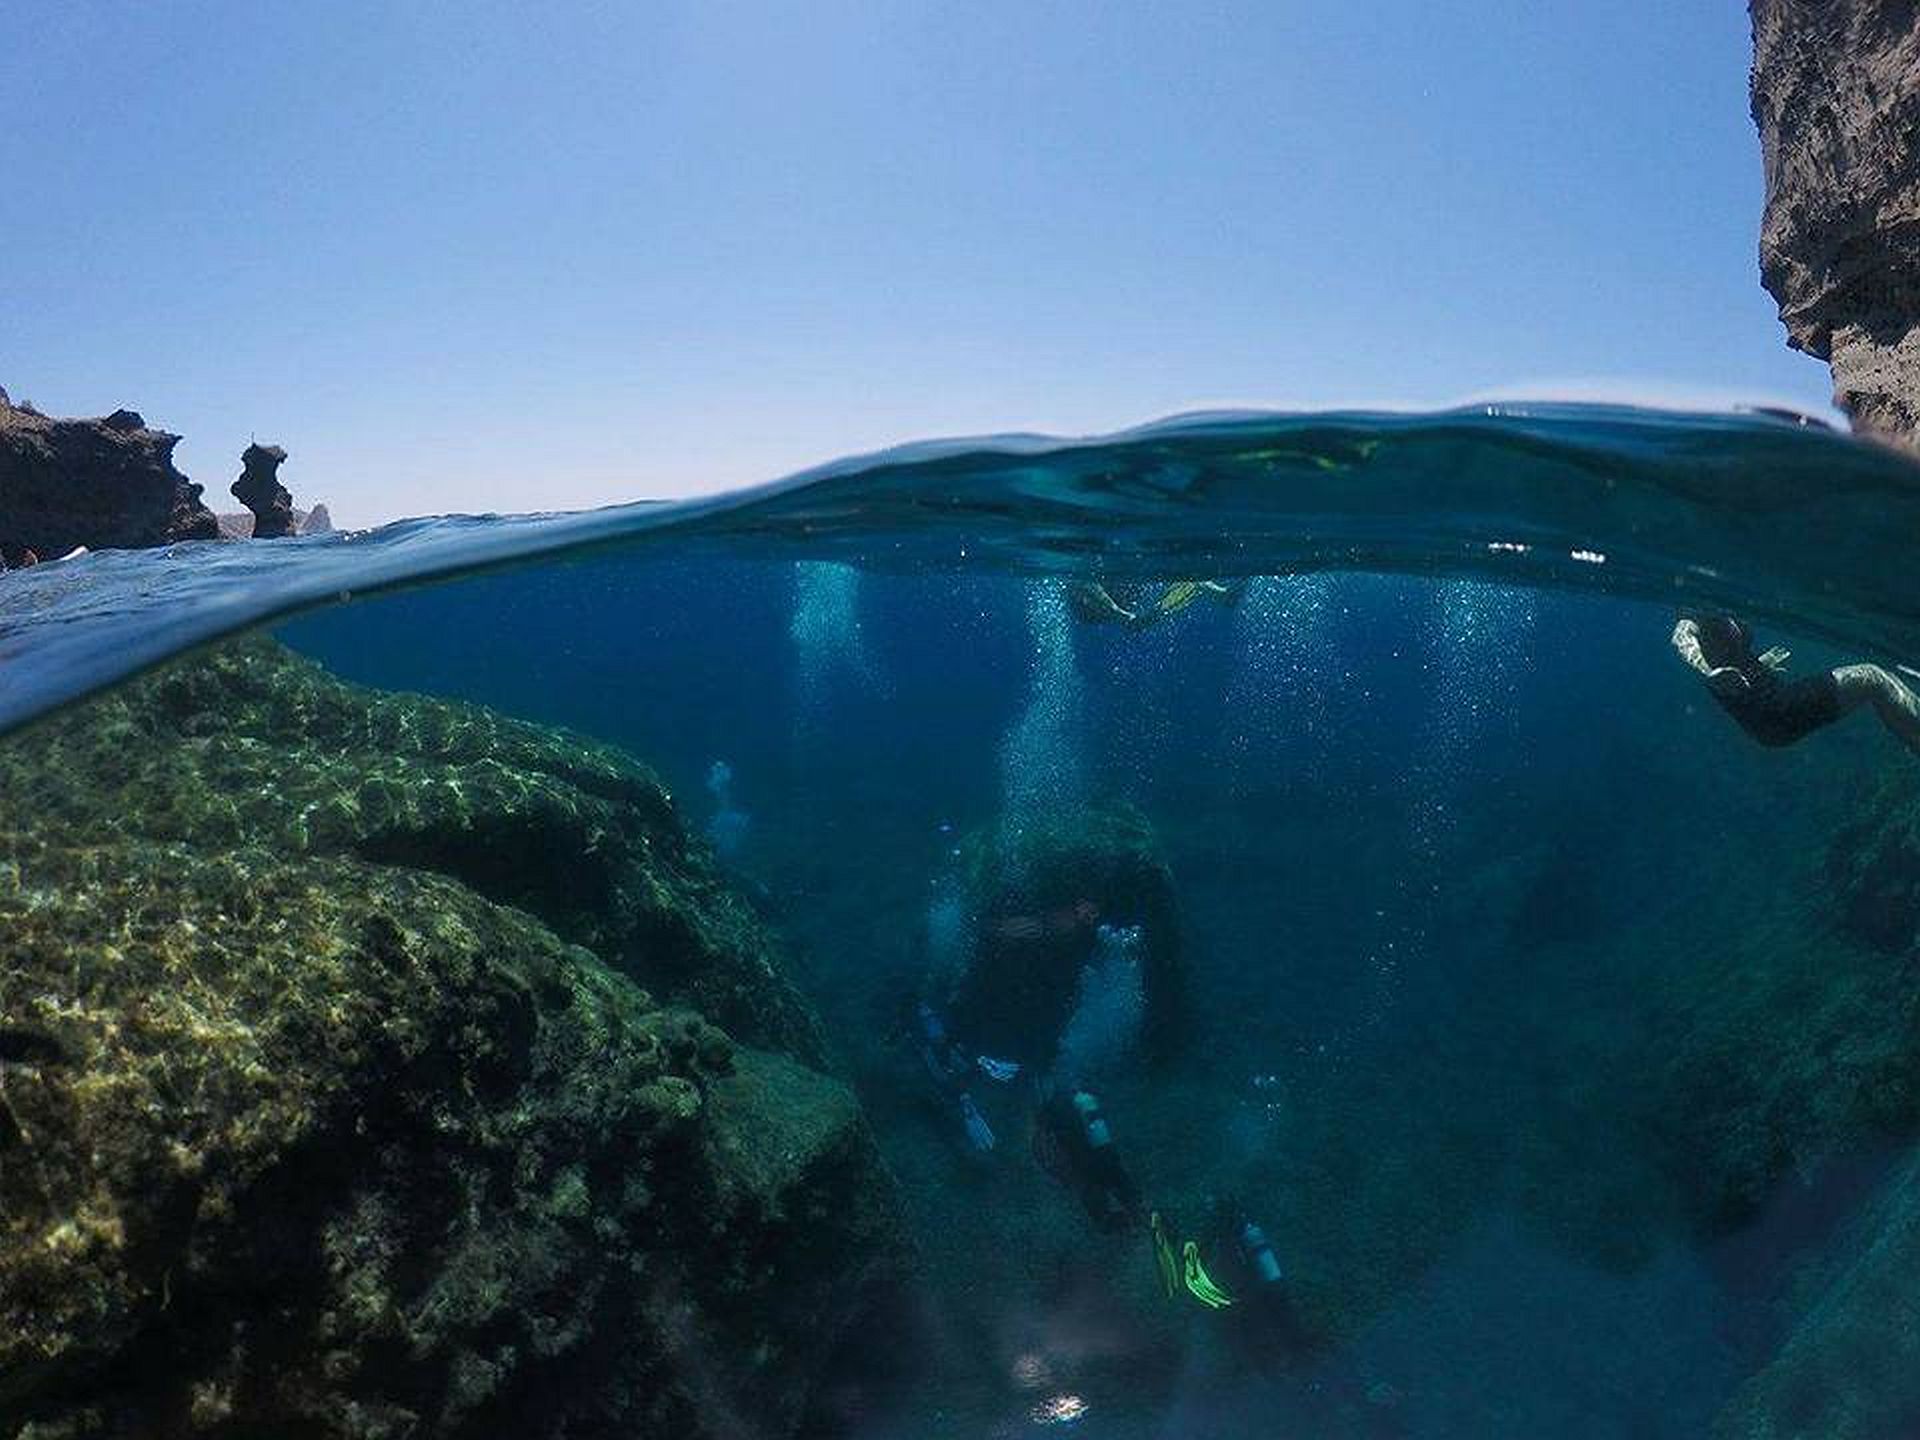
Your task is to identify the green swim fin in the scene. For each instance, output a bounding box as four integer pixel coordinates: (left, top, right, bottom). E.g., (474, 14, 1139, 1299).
(1149, 1211, 1181, 1300)
(1182, 1240, 1234, 1309)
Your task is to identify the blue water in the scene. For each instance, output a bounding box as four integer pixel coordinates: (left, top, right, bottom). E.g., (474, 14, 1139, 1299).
(6, 402, 1920, 734)
(6, 403, 1920, 1438)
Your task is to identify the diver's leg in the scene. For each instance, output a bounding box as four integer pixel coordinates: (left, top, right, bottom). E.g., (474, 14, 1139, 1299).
(1834, 664, 1920, 755)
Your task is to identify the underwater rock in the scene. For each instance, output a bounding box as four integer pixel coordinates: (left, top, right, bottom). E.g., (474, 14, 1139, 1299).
(39, 636, 830, 1062)
(0, 638, 907, 1438)
(1713, 1144, 1920, 1439)
(1632, 771, 1920, 1237)
(939, 803, 1185, 1072)
(0, 393, 220, 564)
(1828, 769, 1920, 956)
(1750, 0, 1920, 449)
(230, 442, 297, 539)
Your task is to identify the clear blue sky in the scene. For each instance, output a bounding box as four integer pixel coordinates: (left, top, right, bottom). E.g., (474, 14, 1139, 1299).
(3, 1, 1832, 524)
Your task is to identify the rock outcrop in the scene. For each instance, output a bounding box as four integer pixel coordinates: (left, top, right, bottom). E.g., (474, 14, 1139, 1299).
(0, 395, 220, 564)
(1713, 1145, 1920, 1439)
(230, 442, 297, 538)
(216, 504, 334, 539)
(1751, 1, 1920, 449)
(0, 639, 909, 1439)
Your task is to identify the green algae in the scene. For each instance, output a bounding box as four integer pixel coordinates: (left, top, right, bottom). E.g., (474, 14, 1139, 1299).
(10, 636, 828, 1063)
(0, 638, 907, 1439)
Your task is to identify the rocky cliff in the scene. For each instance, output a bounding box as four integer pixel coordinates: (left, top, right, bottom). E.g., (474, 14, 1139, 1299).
(0, 639, 910, 1439)
(1751, 0, 1920, 449)
(0, 396, 220, 564)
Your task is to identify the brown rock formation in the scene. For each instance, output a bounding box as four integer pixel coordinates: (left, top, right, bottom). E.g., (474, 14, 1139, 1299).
(1751, 0, 1920, 449)
(215, 502, 334, 539)
(0, 394, 220, 563)
(231, 440, 297, 538)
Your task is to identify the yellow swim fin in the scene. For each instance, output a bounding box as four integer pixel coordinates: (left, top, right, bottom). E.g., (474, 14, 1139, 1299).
(1182, 1240, 1234, 1309)
(1154, 581, 1203, 617)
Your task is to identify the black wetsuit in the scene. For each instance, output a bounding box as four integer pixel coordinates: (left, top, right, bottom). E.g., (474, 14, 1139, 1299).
(1694, 616, 1841, 747)
(1037, 1089, 1142, 1230)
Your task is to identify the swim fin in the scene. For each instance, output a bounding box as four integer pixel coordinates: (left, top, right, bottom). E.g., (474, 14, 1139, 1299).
(1182, 1240, 1234, 1309)
(1149, 1211, 1181, 1300)
(958, 1092, 996, 1151)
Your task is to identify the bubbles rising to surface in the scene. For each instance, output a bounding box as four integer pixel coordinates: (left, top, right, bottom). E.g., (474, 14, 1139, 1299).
(790, 561, 871, 719)
(1224, 573, 1335, 780)
(999, 581, 1087, 832)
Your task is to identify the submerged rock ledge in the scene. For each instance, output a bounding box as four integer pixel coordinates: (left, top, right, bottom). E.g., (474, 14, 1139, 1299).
(0, 639, 908, 1439)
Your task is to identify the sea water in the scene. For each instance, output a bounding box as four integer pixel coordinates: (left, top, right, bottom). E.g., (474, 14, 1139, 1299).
(4, 404, 1920, 1439)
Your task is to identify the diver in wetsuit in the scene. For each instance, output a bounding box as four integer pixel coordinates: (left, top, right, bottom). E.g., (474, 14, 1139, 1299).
(1671, 615, 1920, 754)
(1033, 1084, 1145, 1231)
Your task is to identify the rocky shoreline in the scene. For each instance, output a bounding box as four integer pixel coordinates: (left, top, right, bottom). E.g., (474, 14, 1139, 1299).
(0, 390, 326, 567)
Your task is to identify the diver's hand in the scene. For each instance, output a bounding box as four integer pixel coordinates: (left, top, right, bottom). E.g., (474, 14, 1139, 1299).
(1706, 666, 1751, 698)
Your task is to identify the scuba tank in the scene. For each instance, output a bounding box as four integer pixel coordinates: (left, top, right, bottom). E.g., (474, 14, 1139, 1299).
(1072, 1089, 1114, 1149)
(1061, 1088, 1142, 1229)
(1238, 1218, 1283, 1286)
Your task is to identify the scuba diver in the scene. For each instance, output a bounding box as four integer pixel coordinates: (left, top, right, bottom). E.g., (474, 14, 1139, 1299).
(1032, 1083, 1144, 1231)
(909, 878, 1299, 1330)
(1028, 1075, 1263, 1319)
(909, 1000, 1019, 1153)
(1068, 578, 1241, 631)
(1672, 614, 1920, 755)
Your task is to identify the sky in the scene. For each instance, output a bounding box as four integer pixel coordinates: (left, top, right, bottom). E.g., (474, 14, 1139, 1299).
(3, 1, 1834, 525)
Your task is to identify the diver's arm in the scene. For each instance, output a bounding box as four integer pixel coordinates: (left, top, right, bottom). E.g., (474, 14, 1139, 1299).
(1672, 618, 1751, 697)
(1671, 619, 1713, 676)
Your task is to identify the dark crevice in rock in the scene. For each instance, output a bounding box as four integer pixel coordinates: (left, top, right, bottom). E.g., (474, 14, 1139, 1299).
(0, 1026, 69, 1066)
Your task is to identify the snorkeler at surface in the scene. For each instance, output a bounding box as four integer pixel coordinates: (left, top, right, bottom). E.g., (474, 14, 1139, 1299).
(1068, 579, 1240, 630)
(1672, 614, 1920, 755)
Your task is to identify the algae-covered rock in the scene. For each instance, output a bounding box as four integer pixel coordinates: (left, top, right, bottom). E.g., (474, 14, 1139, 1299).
(1714, 1146, 1920, 1440)
(16, 636, 828, 1064)
(1828, 772, 1920, 956)
(1590, 767, 1920, 1238)
(0, 638, 908, 1439)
